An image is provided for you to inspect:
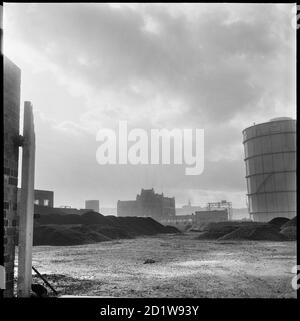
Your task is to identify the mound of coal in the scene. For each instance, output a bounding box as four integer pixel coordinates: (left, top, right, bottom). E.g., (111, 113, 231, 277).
(280, 226, 296, 241)
(218, 224, 287, 241)
(196, 221, 262, 240)
(281, 216, 297, 229)
(164, 225, 180, 233)
(103, 216, 179, 236)
(268, 217, 290, 229)
(33, 225, 110, 246)
(81, 211, 113, 225)
(33, 212, 179, 245)
(83, 224, 132, 240)
(37, 214, 83, 225)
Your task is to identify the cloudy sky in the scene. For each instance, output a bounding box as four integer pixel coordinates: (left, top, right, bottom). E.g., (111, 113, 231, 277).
(3, 3, 296, 209)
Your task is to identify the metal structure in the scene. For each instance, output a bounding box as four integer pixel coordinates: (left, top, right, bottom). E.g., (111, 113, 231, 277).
(243, 117, 296, 222)
(207, 200, 232, 220)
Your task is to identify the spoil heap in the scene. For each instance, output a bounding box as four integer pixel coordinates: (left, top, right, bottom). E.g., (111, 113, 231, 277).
(34, 212, 179, 246)
(196, 218, 296, 241)
(218, 224, 286, 241)
(281, 216, 296, 229)
(196, 221, 262, 240)
(268, 217, 290, 229)
(280, 217, 296, 240)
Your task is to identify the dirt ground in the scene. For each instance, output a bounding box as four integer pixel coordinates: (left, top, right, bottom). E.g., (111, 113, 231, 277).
(28, 232, 297, 298)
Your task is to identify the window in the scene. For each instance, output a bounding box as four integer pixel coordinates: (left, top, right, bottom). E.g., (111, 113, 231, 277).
(44, 199, 49, 206)
(34, 200, 39, 205)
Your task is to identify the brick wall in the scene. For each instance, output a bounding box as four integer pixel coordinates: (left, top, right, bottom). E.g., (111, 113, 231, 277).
(34, 189, 54, 207)
(3, 56, 21, 297)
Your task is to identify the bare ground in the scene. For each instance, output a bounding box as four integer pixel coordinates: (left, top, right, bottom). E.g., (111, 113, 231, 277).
(28, 233, 297, 298)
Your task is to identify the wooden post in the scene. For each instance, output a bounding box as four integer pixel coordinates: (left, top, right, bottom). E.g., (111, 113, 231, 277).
(17, 102, 35, 297)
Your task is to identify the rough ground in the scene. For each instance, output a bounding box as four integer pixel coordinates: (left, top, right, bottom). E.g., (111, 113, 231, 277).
(26, 233, 296, 298)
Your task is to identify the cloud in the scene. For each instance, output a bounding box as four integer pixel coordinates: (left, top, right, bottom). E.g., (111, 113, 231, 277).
(4, 3, 295, 208)
(5, 3, 295, 123)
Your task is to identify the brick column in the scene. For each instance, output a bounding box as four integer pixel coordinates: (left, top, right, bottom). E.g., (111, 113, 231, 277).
(3, 56, 21, 297)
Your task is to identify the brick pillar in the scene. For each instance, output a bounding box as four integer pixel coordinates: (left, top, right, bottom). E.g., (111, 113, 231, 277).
(3, 56, 21, 297)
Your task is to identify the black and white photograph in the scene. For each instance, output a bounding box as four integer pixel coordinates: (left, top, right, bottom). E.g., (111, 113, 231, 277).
(1, 1, 298, 307)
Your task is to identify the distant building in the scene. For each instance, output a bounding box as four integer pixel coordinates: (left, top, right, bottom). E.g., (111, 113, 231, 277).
(34, 189, 54, 207)
(17, 188, 90, 216)
(117, 188, 175, 221)
(85, 200, 100, 213)
(207, 200, 232, 220)
(18, 188, 54, 207)
(194, 210, 228, 224)
(161, 209, 228, 228)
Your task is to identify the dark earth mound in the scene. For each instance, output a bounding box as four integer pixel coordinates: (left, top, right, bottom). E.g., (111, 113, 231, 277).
(281, 216, 297, 229)
(196, 221, 263, 240)
(268, 217, 290, 229)
(34, 212, 180, 245)
(196, 220, 293, 241)
(219, 224, 287, 241)
(280, 226, 296, 241)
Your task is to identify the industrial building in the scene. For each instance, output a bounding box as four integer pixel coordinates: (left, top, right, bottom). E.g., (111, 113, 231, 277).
(17, 188, 54, 207)
(161, 208, 229, 228)
(34, 189, 54, 207)
(117, 188, 176, 221)
(17, 188, 93, 216)
(243, 117, 296, 222)
(194, 209, 228, 224)
(85, 200, 100, 213)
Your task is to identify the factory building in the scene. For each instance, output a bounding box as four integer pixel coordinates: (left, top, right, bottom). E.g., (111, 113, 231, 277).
(85, 200, 100, 213)
(194, 209, 228, 224)
(117, 188, 176, 221)
(17, 188, 92, 216)
(243, 117, 296, 222)
(160, 209, 229, 230)
(34, 189, 54, 207)
(17, 188, 54, 210)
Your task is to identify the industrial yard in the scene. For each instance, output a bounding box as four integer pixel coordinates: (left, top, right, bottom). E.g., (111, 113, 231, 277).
(28, 233, 297, 298)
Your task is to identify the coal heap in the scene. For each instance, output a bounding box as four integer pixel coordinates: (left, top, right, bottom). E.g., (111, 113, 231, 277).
(34, 212, 179, 246)
(196, 217, 297, 241)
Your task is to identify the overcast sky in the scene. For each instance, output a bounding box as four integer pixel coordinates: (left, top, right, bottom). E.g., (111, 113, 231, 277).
(3, 3, 296, 209)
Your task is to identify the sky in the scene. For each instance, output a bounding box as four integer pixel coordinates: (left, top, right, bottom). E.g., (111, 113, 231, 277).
(3, 3, 296, 209)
